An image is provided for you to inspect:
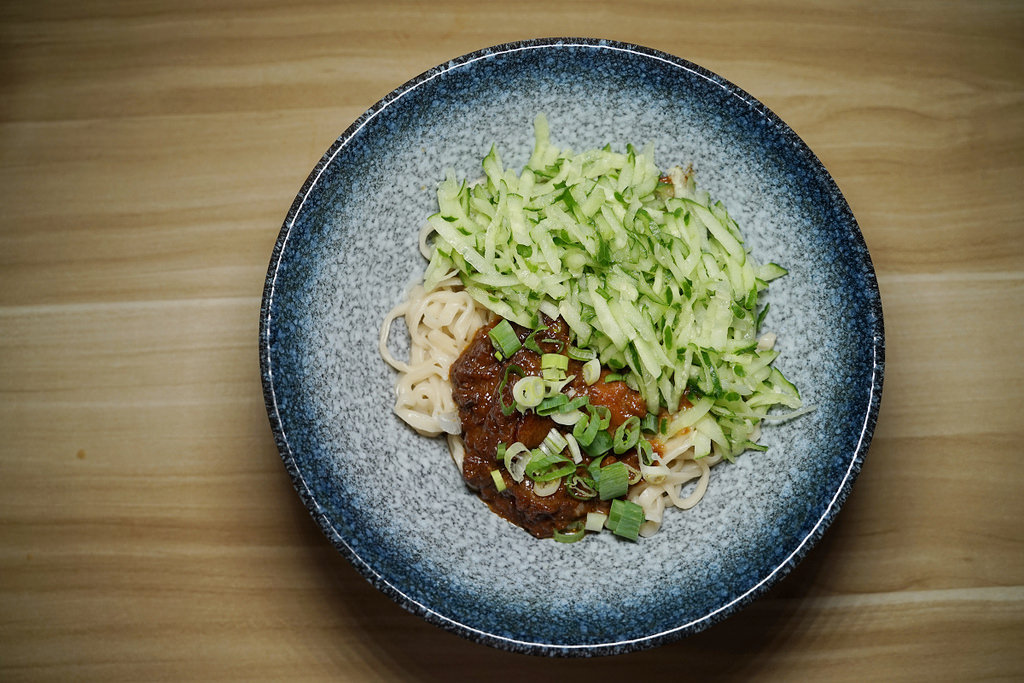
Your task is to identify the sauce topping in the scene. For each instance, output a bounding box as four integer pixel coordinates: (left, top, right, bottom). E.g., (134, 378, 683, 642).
(449, 316, 647, 538)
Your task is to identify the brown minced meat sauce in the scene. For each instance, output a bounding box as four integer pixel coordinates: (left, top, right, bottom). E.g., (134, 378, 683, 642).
(449, 316, 649, 538)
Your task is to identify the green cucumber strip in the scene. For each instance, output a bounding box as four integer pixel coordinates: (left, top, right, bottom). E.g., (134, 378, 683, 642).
(421, 114, 804, 460)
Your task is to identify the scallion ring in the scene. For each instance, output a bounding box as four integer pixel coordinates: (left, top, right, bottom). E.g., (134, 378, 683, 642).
(502, 442, 531, 482)
(572, 410, 600, 446)
(541, 428, 568, 456)
(551, 409, 585, 426)
(496, 364, 525, 416)
(488, 320, 521, 360)
(598, 461, 629, 500)
(541, 353, 568, 372)
(637, 437, 655, 466)
(564, 431, 582, 464)
(582, 429, 613, 457)
(567, 345, 596, 362)
(512, 375, 546, 409)
(525, 450, 575, 482)
(624, 462, 643, 485)
(552, 520, 586, 544)
(532, 477, 561, 497)
(607, 498, 645, 541)
(566, 473, 597, 500)
(612, 416, 641, 454)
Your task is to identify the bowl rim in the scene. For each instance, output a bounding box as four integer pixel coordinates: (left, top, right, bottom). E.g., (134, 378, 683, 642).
(259, 36, 885, 656)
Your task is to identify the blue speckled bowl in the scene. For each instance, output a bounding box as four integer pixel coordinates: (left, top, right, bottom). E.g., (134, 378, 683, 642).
(259, 38, 884, 656)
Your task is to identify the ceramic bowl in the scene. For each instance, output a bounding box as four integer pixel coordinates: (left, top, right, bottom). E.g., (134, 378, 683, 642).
(259, 38, 884, 656)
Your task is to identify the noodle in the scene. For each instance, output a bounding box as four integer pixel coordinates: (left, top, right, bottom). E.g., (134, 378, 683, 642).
(379, 277, 490, 439)
(379, 279, 724, 536)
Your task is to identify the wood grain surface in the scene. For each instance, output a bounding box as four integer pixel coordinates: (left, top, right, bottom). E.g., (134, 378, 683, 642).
(2, 1, 1022, 680)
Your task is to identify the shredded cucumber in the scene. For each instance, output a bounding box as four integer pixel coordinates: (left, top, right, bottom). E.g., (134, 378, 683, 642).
(423, 114, 803, 459)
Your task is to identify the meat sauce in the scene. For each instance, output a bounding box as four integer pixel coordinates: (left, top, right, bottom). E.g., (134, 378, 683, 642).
(449, 316, 648, 538)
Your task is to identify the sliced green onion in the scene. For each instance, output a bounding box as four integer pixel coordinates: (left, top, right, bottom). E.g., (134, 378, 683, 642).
(568, 345, 596, 362)
(598, 461, 629, 500)
(541, 428, 568, 455)
(585, 512, 607, 532)
(490, 469, 507, 492)
(637, 437, 655, 466)
(512, 375, 546, 408)
(566, 473, 597, 500)
(551, 409, 585, 426)
(496, 364, 525, 416)
(502, 442, 531, 482)
(541, 353, 568, 372)
(612, 416, 641, 454)
(606, 495, 624, 528)
(640, 413, 658, 433)
(532, 477, 560, 497)
(544, 394, 589, 420)
(564, 431, 582, 463)
(536, 393, 568, 415)
(603, 372, 629, 383)
(608, 498, 645, 541)
(572, 411, 600, 446)
(583, 358, 601, 385)
(495, 442, 507, 462)
(488, 320, 521, 360)
(624, 462, 642, 485)
(541, 353, 568, 382)
(582, 429, 613, 457)
(542, 366, 565, 382)
(525, 450, 575, 482)
(543, 373, 576, 395)
(523, 330, 543, 354)
(563, 395, 590, 412)
(553, 520, 586, 544)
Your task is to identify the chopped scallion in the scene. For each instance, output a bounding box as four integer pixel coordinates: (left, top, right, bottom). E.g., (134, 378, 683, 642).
(612, 416, 641, 454)
(488, 320, 521, 360)
(567, 345, 596, 362)
(566, 473, 596, 500)
(598, 461, 629, 499)
(502, 442, 531, 482)
(496, 364, 525, 416)
(541, 428, 568, 455)
(607, 499, 645, 540)
(541, 353, 568, 372)
(525, 450, 575, 482)
(512, 375, 546, 408)
(582, 428, 613, 457)
(553, 521, 586, 544)
(637, 437, 654, 466)
(585, 512, 607, 532)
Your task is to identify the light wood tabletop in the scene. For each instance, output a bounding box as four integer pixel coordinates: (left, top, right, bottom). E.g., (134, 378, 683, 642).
(2, 1, 1021, 680)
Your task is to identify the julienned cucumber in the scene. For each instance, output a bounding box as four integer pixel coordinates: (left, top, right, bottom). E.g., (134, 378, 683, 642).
(423, 114, 802, 460)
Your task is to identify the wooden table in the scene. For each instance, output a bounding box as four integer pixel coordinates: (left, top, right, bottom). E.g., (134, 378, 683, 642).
(2, 1, 1021, 679)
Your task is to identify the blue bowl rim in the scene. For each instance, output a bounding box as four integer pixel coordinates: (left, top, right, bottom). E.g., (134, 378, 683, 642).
(259, 36, 885, 657)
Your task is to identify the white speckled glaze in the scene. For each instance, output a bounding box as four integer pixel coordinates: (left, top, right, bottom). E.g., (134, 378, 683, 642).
(260, 38, 884, 656)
